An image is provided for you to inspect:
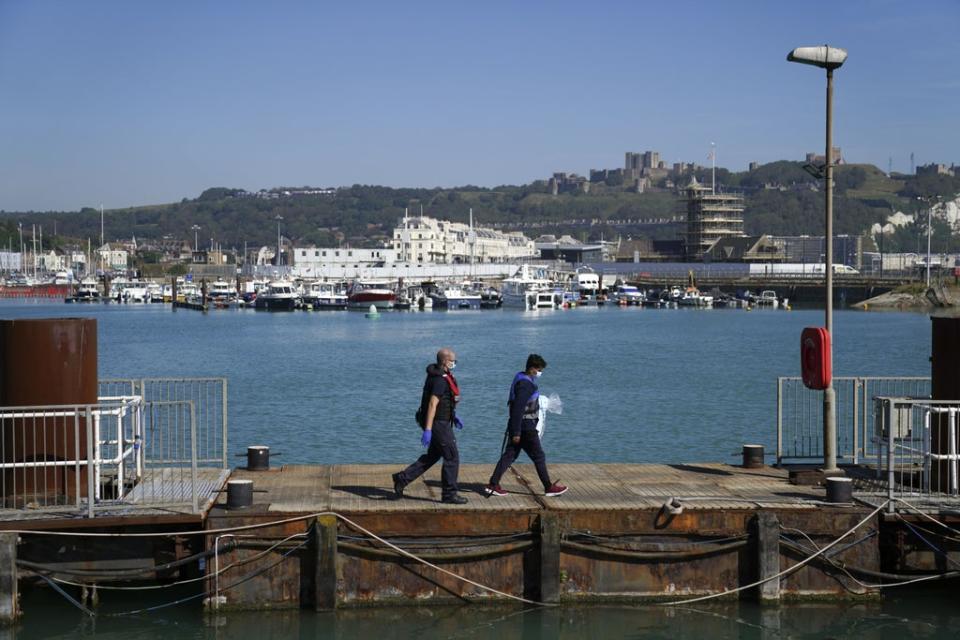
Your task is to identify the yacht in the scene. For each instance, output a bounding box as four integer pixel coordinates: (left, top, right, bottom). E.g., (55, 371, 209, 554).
(501, 264, 556, 310)
(572, 267, 602, 304)
(347, 279, 396, 310)
(254, 281, 299, 311)
(303, 281, 347, 310)
(121, 281, 149, 303)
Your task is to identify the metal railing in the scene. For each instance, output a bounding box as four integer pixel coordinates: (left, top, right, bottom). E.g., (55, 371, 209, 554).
(874, 397, 960, 512)
(0, 377, 228, 518)
(100, 378, 228, 468)
(776, 376, 931, 464)
(0, 397, 144, 517)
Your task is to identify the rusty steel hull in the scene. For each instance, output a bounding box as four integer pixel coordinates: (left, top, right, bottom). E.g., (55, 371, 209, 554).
(203, 505, 883, 609)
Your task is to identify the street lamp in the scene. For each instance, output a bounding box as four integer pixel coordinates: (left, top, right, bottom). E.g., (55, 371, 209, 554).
(191, 225, 201, 252)
(788, 44, 847, 474)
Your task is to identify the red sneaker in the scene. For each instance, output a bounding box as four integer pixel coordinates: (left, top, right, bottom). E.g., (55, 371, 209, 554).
(484, 484, 508, 497)
(545, 483, 568, 497)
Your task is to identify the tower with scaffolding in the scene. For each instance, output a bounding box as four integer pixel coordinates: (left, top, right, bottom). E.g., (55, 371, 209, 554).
(682, 176, 746, 260)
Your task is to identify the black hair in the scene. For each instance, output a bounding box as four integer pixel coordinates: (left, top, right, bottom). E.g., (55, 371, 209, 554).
(525, 354, 546, 371)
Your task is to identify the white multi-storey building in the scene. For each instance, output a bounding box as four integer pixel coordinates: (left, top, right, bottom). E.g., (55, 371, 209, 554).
(392, 215, 535, 264)
(292, 246, 397, 270)
(96, 244, 129, 271)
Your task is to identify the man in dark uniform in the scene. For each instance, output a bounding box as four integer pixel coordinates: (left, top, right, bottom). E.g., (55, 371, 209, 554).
(485, 353, 567, 498)
(392, 347, 467, 504)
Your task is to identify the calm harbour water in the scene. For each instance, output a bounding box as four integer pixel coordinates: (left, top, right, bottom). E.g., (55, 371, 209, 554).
(0, 300, 938, 639)
(0, 300, 929, 465)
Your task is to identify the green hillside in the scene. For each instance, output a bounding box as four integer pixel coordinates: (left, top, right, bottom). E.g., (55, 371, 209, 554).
(2, 162, 958, 255)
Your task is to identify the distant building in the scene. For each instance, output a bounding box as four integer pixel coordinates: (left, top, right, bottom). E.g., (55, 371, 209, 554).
(97, 244, 129, 271)
(393, 215, 535, 264)
(748, 161, 760, 172)
(0, 252, 22, 271)
(702, 235, 785, 262)
(292, 246, 396, 270)
(548, 173, 590, 195)
(916, 163, 956, 177)
(682, 177, 746, 260)
(612, 238, 684, 262)
(534, 235, 604, 263)
(766, 235, 863, 269)
(805, 147, 844, 166)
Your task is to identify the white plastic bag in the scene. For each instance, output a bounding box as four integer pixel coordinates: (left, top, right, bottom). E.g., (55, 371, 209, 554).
(537, 393, 562, 438)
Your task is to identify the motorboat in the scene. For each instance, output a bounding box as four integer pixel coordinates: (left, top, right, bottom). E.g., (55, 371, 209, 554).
(610, 283, 644, 305)
(147, 282, 164, 303)
(207, 280, 235, 301)
(302, 281, 347, 310)
(479, 287, 502, 309)
(572, 267, 601, 304)
(121, 281, 149, 303)
(755, 290, 780, 308)
(254, 280, 299, 311)
(678, 287, 713, 307)
(73, 278, 101, 301)
(501, 265, 556, 310)
(430, 285, 481, 310)
(347, 279, 396, 310)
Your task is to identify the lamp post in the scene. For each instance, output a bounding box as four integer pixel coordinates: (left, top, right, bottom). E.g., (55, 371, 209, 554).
(788, 44, 847, 474)
(191, 225, 201, 252)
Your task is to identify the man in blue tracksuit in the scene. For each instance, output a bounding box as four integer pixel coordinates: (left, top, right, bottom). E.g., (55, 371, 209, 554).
(485, 354, 567, 498)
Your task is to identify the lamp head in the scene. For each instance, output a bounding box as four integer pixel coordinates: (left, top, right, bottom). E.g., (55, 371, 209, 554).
(787, 45, 847, 70)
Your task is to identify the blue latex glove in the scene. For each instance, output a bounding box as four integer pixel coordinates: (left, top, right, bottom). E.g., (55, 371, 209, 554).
(420, 429, 432, 447)
(454, 416, 464, 430)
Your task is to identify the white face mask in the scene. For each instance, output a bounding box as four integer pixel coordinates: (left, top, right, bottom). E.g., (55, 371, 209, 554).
(535, 370, 543, 378)
(448, 362, 457, 370)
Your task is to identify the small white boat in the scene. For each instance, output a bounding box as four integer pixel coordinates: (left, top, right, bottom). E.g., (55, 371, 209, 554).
(303, 281, 347, 310)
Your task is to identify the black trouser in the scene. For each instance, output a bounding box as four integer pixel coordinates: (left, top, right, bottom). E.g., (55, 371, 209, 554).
(489, 430, 551, 491)
(397, 420, 459, 500)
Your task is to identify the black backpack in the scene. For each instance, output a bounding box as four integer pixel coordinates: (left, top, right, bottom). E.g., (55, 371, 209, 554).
(415, 385, 431, 430)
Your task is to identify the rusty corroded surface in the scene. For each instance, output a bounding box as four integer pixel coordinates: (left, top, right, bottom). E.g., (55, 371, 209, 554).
(200, 463, 899, 608)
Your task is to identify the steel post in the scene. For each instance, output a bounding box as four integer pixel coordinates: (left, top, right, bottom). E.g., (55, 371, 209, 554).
(823, 67, 838, 473)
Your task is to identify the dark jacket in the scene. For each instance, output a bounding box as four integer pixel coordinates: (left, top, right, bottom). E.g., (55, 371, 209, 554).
(422, 363, 456, 424)
(508, 376, 539, 436)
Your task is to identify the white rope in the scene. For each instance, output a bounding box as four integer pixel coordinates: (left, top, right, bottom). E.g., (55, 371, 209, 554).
(658, 500, 889, 606)
(32, 533, 307, 592)
(11, 511, 551, 607)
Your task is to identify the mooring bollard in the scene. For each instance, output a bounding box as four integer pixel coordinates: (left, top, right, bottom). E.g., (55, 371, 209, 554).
(742, 444, 765, 469)
(247, 445, 270, 471)
(826, 477, 853, 504)
(226, 479, 254, 509)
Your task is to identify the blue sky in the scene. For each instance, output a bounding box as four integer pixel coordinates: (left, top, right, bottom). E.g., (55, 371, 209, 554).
(1, 0, 957, 211)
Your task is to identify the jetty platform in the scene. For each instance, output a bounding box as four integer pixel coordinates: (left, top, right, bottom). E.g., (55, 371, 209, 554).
(201, 461, 900, 610)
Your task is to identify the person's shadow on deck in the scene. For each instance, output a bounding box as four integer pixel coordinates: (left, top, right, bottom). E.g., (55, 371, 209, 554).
(668, 464, 734, 476)
(331, 484, 436, 504)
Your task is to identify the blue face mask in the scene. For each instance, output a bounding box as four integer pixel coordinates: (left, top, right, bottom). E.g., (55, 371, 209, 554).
(448, 362, 457, 371)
